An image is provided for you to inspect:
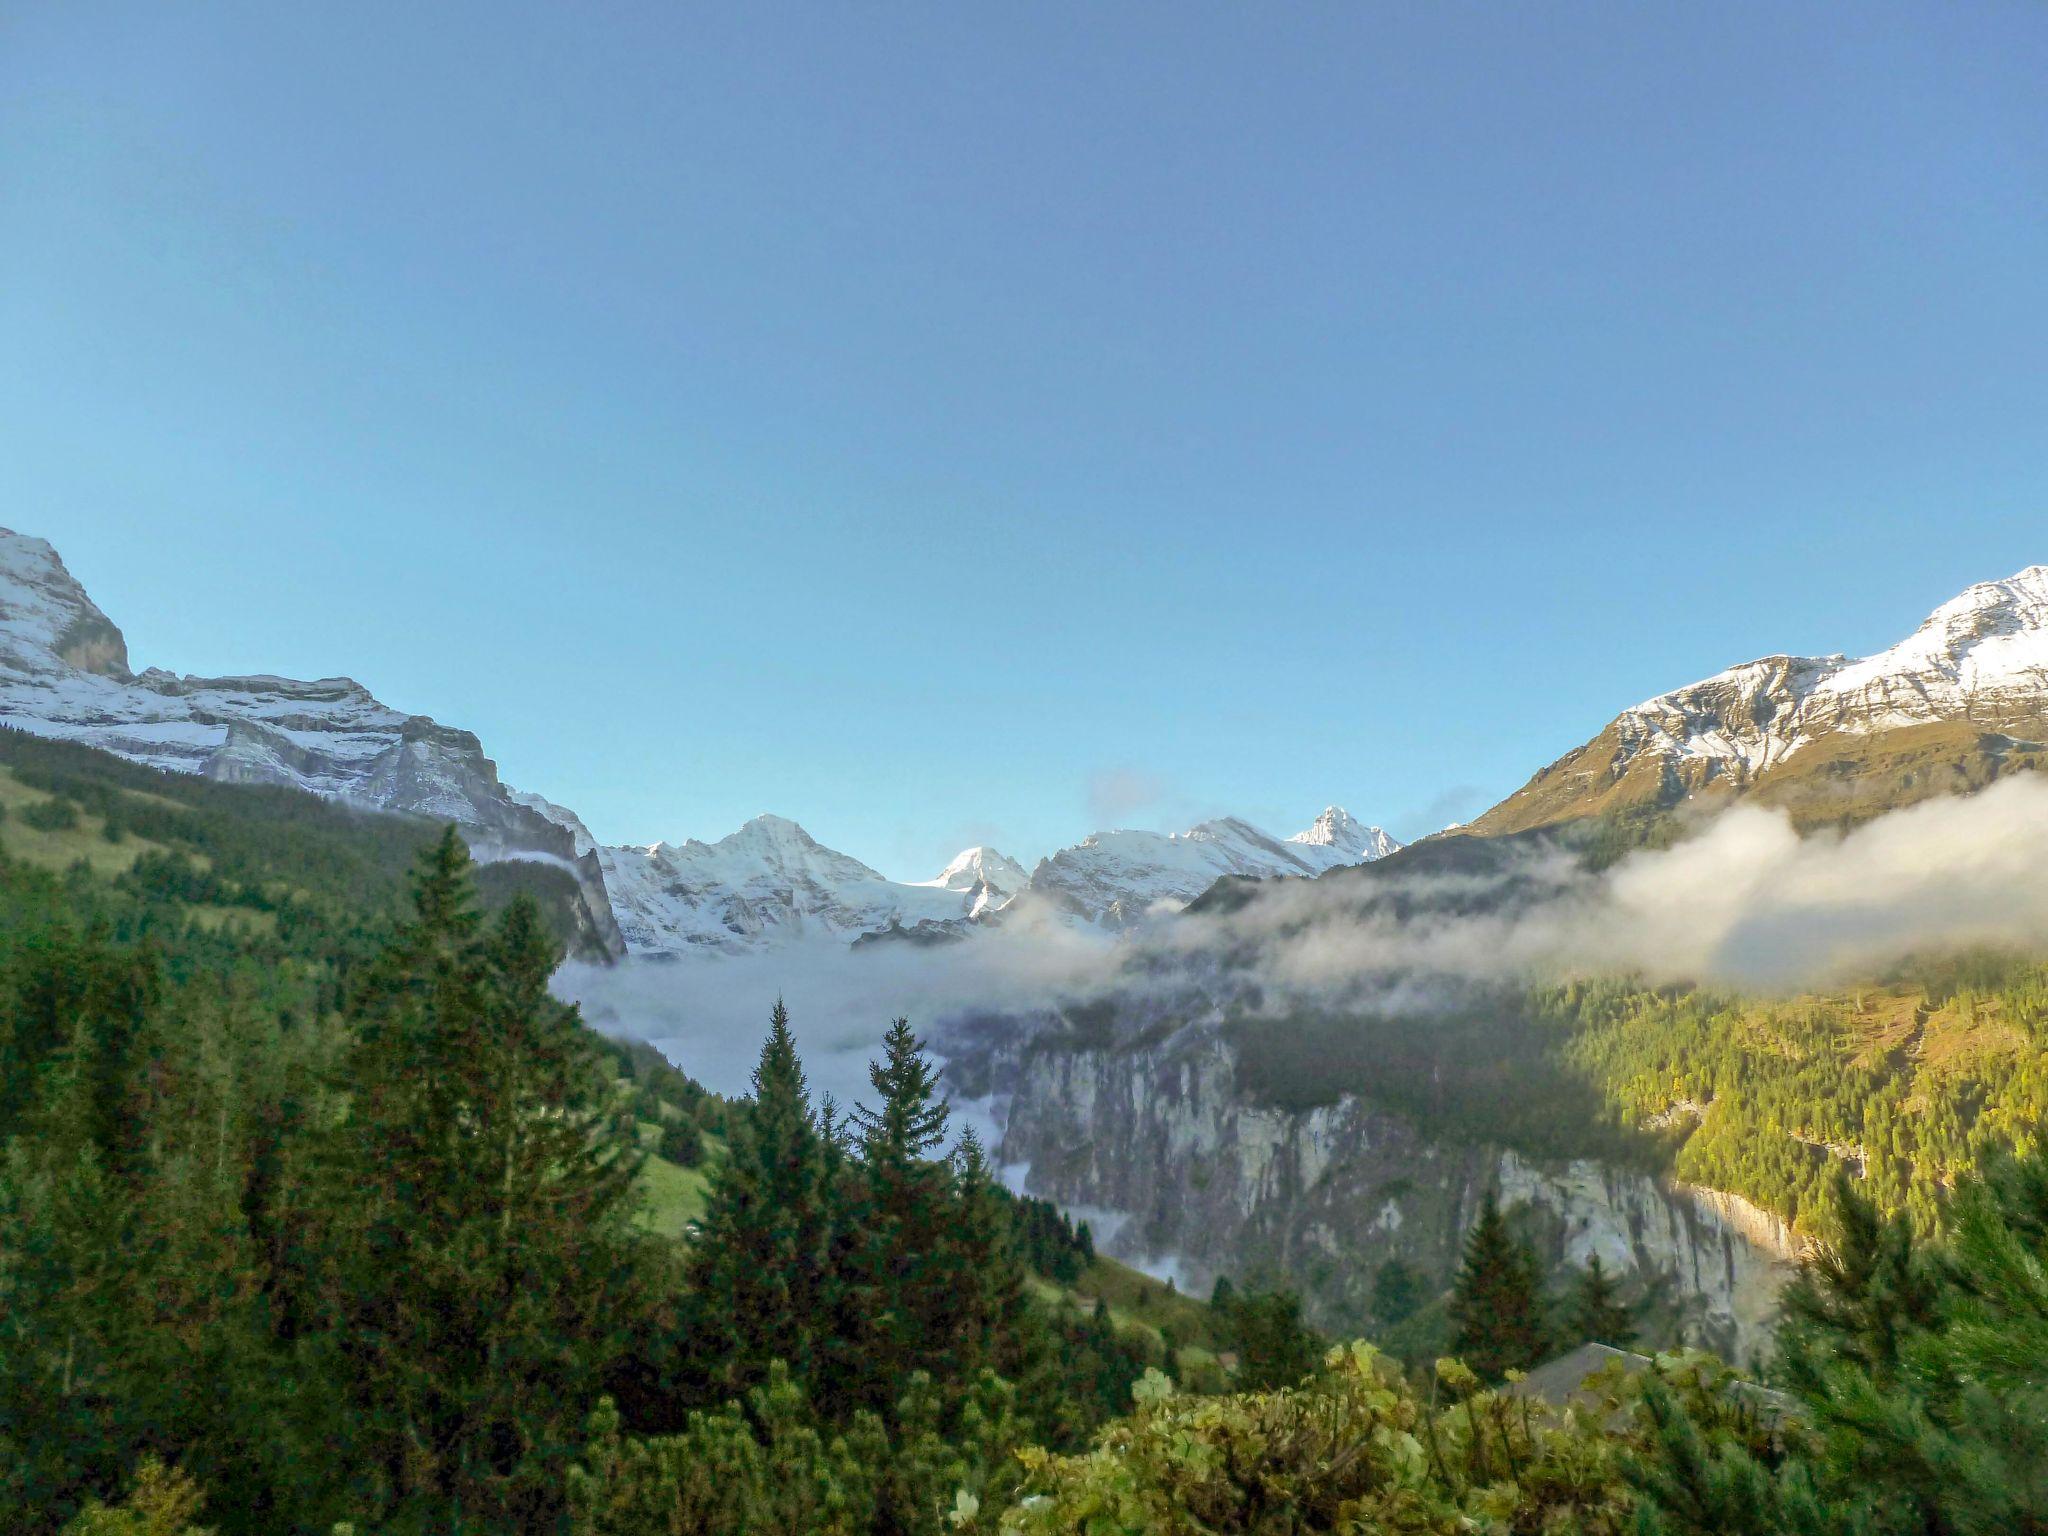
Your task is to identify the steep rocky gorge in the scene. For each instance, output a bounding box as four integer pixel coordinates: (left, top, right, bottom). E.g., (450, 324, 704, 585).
(954, 1026, 1799, 1366)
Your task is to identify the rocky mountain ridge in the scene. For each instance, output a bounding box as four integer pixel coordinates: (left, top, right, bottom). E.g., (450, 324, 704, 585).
(0, 530, 1402, 960)
(597, 806, 1402, 955)
(1474, 564, 2048, 835)
(0, 530, 625, 956)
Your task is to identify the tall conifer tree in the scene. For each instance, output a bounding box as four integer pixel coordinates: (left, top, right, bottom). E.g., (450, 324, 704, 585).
(315, 831, 647, 1529)
(685, 1000, 832, 1396)
(1449, 1193, 1545, 1381)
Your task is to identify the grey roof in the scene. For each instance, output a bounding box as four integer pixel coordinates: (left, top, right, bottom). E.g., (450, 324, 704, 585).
(1504, 1343, 1651, 1411)
(1505, 1342, 1799, 1426)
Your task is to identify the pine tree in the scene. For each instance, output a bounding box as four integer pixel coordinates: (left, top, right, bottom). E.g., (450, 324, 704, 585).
(843, 1018, 955, 1416)
(1565, 1255, 1637, 1348)
(1225, 1290, 1322, 1391)
(1778, 1168, 1938, 1381)
(685, 1000, 833, 1398)
(314, 836, 649, 1530)
(944, 1129, 1030, 1380)
(1448, 1193, 1545, 1381)
(1368, 1258, 1424, 1334)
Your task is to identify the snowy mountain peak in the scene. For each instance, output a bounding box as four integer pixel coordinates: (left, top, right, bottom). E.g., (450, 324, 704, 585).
(1026, 810, 1403, 930)
(0, 528, 132, 679)
(600, 819, 1022, 954)
(1475, 562, 2048, 835)
(1286, 806, 1399, 860)
(922, 845, 1030, 897)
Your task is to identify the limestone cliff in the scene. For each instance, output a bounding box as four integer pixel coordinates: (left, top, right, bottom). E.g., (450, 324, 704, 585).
(969, 1028, 1798, 1365)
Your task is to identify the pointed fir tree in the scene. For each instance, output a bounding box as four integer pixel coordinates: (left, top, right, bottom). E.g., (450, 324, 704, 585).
(1368, 1257, 1424, 1334)
(313, 839, 649, 1529)
(1564, 1254, 1637, 1348)
(684, 1000, 833, 1399)
(1448, 1192, 1545, 1381)
(843, 1018, 955, 1416)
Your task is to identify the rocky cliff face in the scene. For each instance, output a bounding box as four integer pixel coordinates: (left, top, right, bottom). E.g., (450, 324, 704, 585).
(974, 1029, 1797, 1365)
(0, 530, 623, 958)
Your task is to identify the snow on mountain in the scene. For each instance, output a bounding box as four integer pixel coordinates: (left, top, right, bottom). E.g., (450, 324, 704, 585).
(1621, 565, 2048, 776)
(1287, 806, 1403, 865)
(914, 845, 1031, 919)
(1473, 564, 2048, 835)
(1027, 810, 1403, 930)
(601, 809, 1401, 955)
(599, 818, 1031, 954)
(0, 528, 1404, 962)
(0, 528, 624, 955)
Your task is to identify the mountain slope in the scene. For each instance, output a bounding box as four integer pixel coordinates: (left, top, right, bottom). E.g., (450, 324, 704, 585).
(1472, 565, 2048, 836)
(0, 528, 624, 955)
(601, 808, 1401, 955)
(598, 816, 1034, 954)
(1028, 809, 1402, 929)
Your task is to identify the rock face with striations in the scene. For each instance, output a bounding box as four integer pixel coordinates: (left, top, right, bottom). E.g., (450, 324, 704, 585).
(967, 1027, 1797, 1366)
(0, 529, 624, 958)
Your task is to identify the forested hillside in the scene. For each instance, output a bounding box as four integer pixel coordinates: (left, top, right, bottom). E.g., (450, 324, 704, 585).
(1230, 952, 2048, 1241)
(0, 738, 1171, 1533)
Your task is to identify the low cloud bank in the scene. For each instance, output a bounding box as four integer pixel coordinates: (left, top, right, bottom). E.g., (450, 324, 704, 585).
(1205, 773, 2048, 999)
(561, 775, 2048, 1103)
(555, 907, 1118, 1114)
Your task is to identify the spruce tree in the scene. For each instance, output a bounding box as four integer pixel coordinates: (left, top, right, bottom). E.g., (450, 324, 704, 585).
(1368, 1258, 1424, 1334)
(944, 1129, 1030, 1379)
(1448, 1193, 1545, 1381)
(314, 835, 648, 1530)
(844, 1018, 955, 1416)
(1564, 1255, 1637, 1348)
(1226, 1290, 1322, 1391)
(685, 1000, 833, 1397)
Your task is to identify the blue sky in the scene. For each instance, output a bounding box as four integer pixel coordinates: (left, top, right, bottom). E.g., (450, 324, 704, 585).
(4, 2, 2045, 878)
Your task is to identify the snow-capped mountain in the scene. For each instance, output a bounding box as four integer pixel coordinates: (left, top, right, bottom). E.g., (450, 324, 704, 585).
(1027, 809, 1403, 930)
(914, 845, 1031, 918)
(600, 809, 1400, 954)
(1474, 565, 2048, 835)
(0, 528, 1404, 960)
(599, 817, 1033, 954)
(1288, 806, 1403, 864)
(0, 529, 624, 955)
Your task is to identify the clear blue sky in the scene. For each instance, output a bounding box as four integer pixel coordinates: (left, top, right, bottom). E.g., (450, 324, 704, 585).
(5, 2, 2045, 878)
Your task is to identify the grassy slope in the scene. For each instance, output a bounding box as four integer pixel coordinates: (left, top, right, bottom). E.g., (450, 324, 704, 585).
(631, 1119, 719, 1239)
(1472, 718, 2047, 840)
(0, 766, 173, 875)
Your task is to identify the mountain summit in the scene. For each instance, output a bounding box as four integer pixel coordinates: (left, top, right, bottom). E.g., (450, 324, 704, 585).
(1472, 565, 2048, 835)
(1288, 806, 1402, 862)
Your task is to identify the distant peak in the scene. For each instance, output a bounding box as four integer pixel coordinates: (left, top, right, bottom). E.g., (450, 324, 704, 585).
(925, 844, 1029, 893)
(1289, 806, 1357, 846)
(737, 812, 815, 841)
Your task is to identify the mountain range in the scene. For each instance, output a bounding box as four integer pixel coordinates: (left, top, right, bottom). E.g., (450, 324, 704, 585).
(0, 529, 1401, 958)
(10, 526, 2048, 967)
